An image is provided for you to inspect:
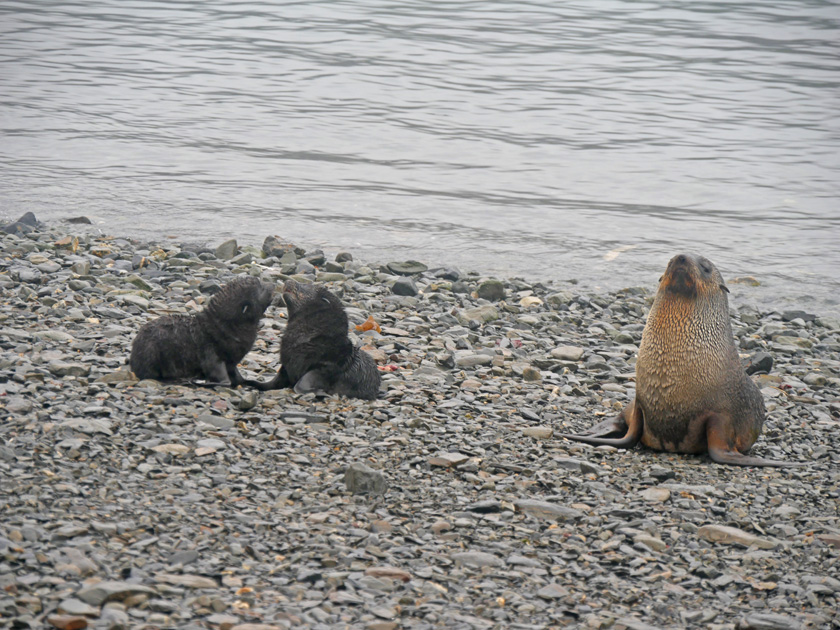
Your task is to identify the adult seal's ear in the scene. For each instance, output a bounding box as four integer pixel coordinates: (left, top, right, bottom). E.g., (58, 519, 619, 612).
(560, 253, 803, 468)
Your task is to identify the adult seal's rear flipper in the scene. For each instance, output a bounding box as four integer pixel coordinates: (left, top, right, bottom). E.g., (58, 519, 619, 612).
(706, 413, 807, 468)
(560, 402, 644, 449)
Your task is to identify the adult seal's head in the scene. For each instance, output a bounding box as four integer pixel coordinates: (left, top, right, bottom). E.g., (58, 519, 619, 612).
(560, 253, 803, 467)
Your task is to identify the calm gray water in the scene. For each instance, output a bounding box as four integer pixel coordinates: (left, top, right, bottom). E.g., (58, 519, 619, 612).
(2, 1, 839, 314)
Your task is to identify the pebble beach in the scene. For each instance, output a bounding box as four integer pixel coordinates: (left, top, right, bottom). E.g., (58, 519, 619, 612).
(1, 216, 838, 630)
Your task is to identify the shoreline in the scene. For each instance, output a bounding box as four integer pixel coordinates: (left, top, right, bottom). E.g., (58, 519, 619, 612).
(1, 219, 838, 629)
(6, 210, 839, 320)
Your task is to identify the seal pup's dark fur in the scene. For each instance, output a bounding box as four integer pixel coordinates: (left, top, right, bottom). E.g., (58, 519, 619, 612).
(245, 279, 380, 399)
(130, 275, 274, 386)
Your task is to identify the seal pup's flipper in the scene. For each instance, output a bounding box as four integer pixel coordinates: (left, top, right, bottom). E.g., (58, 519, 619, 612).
(239, 366, 292, 391)
(706, 413, 806, 468)
(559, 401, 644, 449)
(293, 369, 331, 395)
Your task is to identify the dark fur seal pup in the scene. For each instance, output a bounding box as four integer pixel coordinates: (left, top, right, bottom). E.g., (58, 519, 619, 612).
(130, 276, 274, 385)
(245, 279, 380, 399)
(561, 253, 802, 467)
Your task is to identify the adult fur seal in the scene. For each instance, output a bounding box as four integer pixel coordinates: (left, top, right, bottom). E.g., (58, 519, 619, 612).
(561, 253, 801, 467)
(130, 275, 274, 385)
(244, 279, 380, 399)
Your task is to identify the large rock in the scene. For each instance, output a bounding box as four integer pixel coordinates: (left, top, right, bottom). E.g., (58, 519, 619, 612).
(736, 613, 803, 630)
(550, 346, 585, 361)
(49, 361, 91, 377)
(387, 260, 428, 275)
(2, 211, 39, 234)
(392, 277, 418, 297)
(457, 305, 499, 325)
(215, 239, 238, 260)
(697, 525, 779, 549)
(344, 462, 388, 496)
(515, 500, 582, 521)
(476, 279, 505, 301)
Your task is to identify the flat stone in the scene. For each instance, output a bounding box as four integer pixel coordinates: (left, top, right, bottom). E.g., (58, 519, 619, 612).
(57, 598, 99, 617)
(49, 361, 91, 377)
(60, 418, 113, 436)
(196, 438, 226, 451)
(736, 613, 802, 630)
(550, 346, 585, 361)
(34, 330, 75, 342)
(155, 573, 219, 588)
(697, 525, 779, 549)
(554, 457, 602, 474)
(386, 260, 428, 275)
(75, 581, 156, 606)
(6, 397, 33, 414)
(151, 444, 190, 455)
(429, 452, 469, 467)
(454, 352, 493, 368)
(774, 335, 812, 348)
(520, 296, 543, 308)
(47, 615, 89, 630)
(639, 487, 671, 503)
(634, 534, 667, 552)
(817, 534, 840, 549)
(452, 551, 503, 568)
(514, 500, 582, 521)
(522, 427, 553, 439)
(206, 614, 240, 629)
(197, 414, 236, 429)
(344, 462, 388, 496)
(536, 583, 568, 600)
(169, 549, 200, 565)
(52, 524, 90, 539)
(96, 369, 137, 384)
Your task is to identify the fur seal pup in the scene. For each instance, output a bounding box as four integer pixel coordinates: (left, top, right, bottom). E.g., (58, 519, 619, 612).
(560, 253, 801, 467)
(244, 279, 380, 399)
(130, 275, 274, 385)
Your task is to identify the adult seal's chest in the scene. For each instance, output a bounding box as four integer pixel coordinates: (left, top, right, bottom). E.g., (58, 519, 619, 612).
(636, 294, 732, 453)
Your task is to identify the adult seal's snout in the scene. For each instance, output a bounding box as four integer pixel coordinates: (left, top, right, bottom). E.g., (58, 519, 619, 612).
(560, 253, 802, 467)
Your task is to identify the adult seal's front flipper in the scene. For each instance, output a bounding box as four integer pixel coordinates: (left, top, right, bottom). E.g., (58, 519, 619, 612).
(560, 402, 644, 449)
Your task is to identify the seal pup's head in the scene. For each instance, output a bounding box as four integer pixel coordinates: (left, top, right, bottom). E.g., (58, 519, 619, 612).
(207, 276, 275, 324)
